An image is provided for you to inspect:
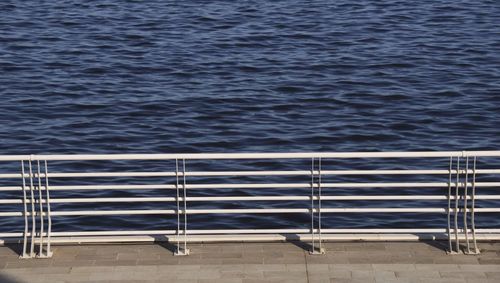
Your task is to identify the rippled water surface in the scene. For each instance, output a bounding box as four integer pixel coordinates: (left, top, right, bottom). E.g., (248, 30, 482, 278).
(0, 0, 499, 232)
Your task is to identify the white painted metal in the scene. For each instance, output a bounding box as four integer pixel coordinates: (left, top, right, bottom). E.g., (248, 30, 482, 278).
(28, 150, 500, 160)
(3, 228, 500, 238)
(0, 151, 499, 258)
(3, 181, 498, 192)
(2, 168, 500, 179)
(2, 233, 500, 246)
(2, 194, 500, 204)
(0, 150, 499, 162)
(2, 206, 499, 217)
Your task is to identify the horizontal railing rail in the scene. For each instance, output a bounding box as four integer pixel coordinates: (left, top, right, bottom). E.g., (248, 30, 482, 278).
(1, 150, 500, 161)
(0, 150, 499, 258)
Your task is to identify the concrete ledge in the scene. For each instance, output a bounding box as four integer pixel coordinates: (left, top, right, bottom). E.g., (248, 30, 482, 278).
(2, 233, 500, 245)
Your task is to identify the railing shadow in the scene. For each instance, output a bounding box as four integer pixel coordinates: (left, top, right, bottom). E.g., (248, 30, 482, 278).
(282, 233, 456, 254)
(0, 275, 22, 283)
(411, 233, 472, 253)
(279, 234, 314, 251)
(420, 238, 449, 252)
(153, 235, 178, 253)
(3, 243, 23, 257)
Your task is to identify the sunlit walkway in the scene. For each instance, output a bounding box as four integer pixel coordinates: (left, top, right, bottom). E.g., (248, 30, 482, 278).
(0, 241, 499, 283)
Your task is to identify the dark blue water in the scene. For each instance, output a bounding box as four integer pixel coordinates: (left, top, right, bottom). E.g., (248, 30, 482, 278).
(0, 1, 499, 233)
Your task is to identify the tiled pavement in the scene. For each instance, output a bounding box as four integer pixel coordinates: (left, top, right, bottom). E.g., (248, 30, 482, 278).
(0, 241, 499, 283)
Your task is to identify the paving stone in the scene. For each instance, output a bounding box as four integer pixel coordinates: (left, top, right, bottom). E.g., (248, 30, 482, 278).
(307, 271, 351, 281)
(466, 279, 500, 283)
(352, 270, 395, 279)
(118, 252, 161, 260)
(446, 257, 480, 264)
(348, 256, 395, 264)
(372, 264, 416, 271)
(458, 264, 500, 272)
(307, 255, 350, 264)
(485, 272, 500, 279)
(166, 265, 202, 271)
(93, 259, 137, 266)
(440, 271, 487, 278)
(396, 270, 442, 278)
(308, 276, 331, 283)
(307, 264, 330, 272)
(329, 263, 372, 271)
(198, 279, 243, 283)
(243, 279, 306, 283)
(70, 266, 115, 274)
(243, 264, 287, 272)
(344, 243, 387, 251)
(479, 258, 500, 264)
(372, 271, 397, 282)
(176, 269, 221, 279)
(414, 264, 460, 271)
(137, 258, 178, 265)
(52, 259, 95, 267)
(222, 257, 263, 264)
(202, 264, 243, 272)
(421, 279, 467, 283)
(263, 257, 304, 264)
(5, 260, 53, 268)
(220, 270, 264, 279)
(179, 258, 222, 265)
(263, 270, 307, 279)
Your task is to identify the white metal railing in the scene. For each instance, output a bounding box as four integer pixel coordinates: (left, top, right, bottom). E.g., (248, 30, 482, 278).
(0, 151, 499, 258)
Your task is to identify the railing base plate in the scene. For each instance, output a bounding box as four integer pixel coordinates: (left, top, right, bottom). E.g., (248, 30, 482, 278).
(19, 253, 35, 259)
(37, 251, 53, 258)
(174, 248, 190, 256)
(464, 249, 480, 255)
(309, 248, 325, 255)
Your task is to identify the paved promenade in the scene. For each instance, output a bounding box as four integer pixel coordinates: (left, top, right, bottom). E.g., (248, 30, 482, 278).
(0, 241, 499, 283)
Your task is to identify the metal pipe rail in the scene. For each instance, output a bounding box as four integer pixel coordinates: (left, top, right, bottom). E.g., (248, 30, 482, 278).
(0, 151, 499, 258)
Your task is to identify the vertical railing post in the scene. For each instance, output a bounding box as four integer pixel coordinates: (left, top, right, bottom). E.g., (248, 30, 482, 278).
(466, 156, 480, 254)
(175, 159, 180, 254)
(453, 156, 461, 253)
(463, 156, 471, 253)
(446, 156, 453, 254)
(36, 160, 45, 257)
(20, 160, 31, 259)
(310, 157, 325, 255)
(34, 160, 53, 258)
(310, 158, 315, 252)
(28, 157, 36, 258)
(174, 159, 189, 256)
(318, 157, 323, 253)
(182, 159, 189, 254)
(43, 160, 53, 257)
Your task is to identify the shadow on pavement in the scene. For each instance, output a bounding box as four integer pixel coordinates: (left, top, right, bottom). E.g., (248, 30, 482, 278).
(0, 274, 23, 283)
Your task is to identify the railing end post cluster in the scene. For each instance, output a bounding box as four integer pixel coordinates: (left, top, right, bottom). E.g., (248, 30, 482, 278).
(447, 154, 481, 256)
(19, 159, 54, 259)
